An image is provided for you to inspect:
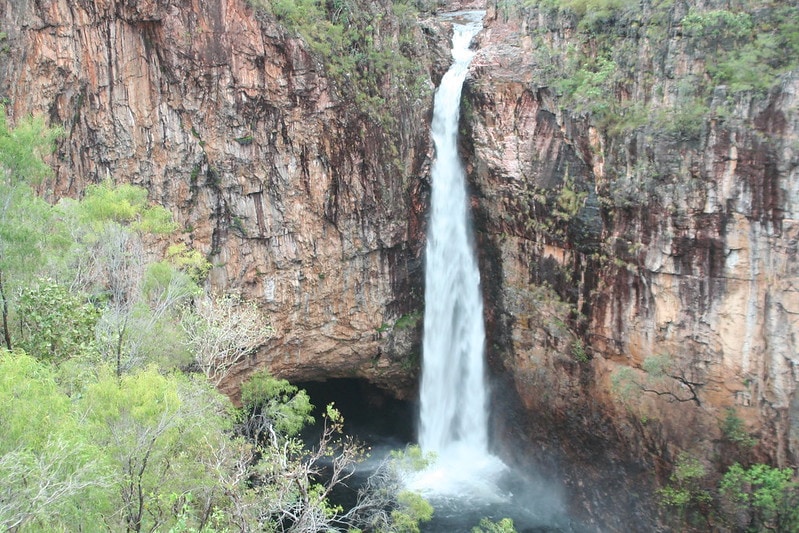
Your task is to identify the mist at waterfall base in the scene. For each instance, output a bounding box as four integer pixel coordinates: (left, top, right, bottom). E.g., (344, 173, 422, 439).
(299, 380, 578, 532)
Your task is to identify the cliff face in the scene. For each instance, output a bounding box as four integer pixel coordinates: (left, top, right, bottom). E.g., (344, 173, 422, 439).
(465, 0, 798, 522)
(4, 0, 798, 527)
(0, 0, 438, 396)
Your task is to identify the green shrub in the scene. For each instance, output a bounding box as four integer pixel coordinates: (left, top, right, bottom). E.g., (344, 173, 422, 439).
(720, 408, 757, 449)
(719, 463, 799, 531)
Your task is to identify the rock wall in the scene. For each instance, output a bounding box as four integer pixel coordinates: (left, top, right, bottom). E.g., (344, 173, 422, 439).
(4, 0, 798, 528)
(465, 0, 798, 525)
(0, 0, 438, 397)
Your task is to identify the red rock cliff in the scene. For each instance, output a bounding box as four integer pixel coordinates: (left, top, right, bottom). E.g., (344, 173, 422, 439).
(0, 0, 440, 396)
(465, 0, 798, 526)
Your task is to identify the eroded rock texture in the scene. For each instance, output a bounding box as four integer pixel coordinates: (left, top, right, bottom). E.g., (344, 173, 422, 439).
(466, 1, 798, 526)
(0, 0, 436, 397)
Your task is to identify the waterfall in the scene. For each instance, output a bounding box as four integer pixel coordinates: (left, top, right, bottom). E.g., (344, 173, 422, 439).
(419, 13, 487, 456)
(412, 12, 508, 502)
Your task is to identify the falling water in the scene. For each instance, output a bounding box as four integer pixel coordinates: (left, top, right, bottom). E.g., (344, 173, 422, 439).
(419, 12, 487, 456)
(413, 11, 508, 500)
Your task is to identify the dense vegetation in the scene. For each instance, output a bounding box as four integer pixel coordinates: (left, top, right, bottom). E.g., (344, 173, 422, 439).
(520, 0, 799, 140)
(0, 108, 441, 532)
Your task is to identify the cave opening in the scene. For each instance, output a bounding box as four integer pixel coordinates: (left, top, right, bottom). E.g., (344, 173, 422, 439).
(295, 378, 417, 449)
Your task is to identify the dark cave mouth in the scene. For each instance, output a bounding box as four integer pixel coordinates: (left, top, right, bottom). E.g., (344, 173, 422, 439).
(295, 378, 417, 448)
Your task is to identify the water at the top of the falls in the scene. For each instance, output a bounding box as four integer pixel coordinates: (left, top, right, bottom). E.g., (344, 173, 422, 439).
(412, 10, 508, 500)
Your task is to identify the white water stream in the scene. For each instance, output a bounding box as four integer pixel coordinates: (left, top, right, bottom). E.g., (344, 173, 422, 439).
(412, 10, 507, 501)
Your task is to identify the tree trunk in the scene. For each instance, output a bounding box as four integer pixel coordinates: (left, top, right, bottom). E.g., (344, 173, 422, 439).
(0, 269, 12, 351)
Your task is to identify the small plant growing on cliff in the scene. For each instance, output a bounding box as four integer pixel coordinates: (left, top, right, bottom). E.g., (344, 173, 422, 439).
(658, 452, 712, 523)
(720, 408, 757, 449)
(612, 355, 705, 407)
(394, 311, 422, 330)
(570, 338, 589, 363)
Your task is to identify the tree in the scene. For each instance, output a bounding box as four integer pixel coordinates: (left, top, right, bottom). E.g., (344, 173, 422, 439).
(240, 370, 314, 447)
(346, 445, 435, 533)
(0, 107, 64, 350)
(57, 181, 194, 375)
(612, 354, 706, 407)
(657, 452, 712, 527)
(182, 294, 273, 385)
(719, 463, 799, 531)
(0, 352, 112, 530)
(260, 405, 364, 532)
(80, 367, 236, 532)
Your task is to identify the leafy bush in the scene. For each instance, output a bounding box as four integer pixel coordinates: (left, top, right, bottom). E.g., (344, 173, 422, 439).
(473, 517, 517, 532)
(17, 280, 100, 363)
(241, 370, 314, 443)
(719, 463, 799, 531)
(720, 408, 757, 449)
(657, 452, 712, 524)
(681, 5, 799, 94)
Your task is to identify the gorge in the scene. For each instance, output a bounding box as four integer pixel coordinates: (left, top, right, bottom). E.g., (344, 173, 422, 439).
(1, 0, 798, 530)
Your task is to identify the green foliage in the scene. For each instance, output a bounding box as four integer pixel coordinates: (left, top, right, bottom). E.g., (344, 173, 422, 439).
(394, 311, 422, 330)
(610, 366, 637, 401)
(79, 180, 176, 233)
(554, 175, 587, 222)
(719, 463, 799, 531)
(0, 108, 67, 351)
(657, 452, 711, 521)
(17, 279, 100, 363)
(681, 9, 753, 41)
(651, 98, 707, 141)
(241, 370, 314, 440)
(570, 338, 589, 363)
(556, 55, 617, 118)
(143, 260, 202, 303)
(252, 0, 429, 125)
(0, 352, 73, 452)
(641, 354, 670, 378)
(389, 491, 433, 533)
(389, 444, 435, 472)
(527, 0, 799, 153)
(0, 106, 62, 186)
(80, 367, 236, 532)
(472, 517, 517, 533)
(0, 352, 112, 530)
(720, 408, 757, 449)
(680, 5, 799, 94)
(612, 354, 703, 407)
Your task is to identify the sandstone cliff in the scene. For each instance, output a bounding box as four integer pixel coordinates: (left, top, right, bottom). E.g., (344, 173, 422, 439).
(3, 0, 798, 529)
(466, 0, 798, 526)
(0, 0, 442, 397)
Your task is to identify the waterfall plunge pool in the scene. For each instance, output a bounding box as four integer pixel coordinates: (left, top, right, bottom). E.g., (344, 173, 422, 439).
(297, 379, 583, 532)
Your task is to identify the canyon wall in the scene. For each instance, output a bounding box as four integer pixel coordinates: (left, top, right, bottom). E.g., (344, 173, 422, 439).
(2, 0, 798, 528)
(0, 0, 439, 397)
(465, 0, 798, 525)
